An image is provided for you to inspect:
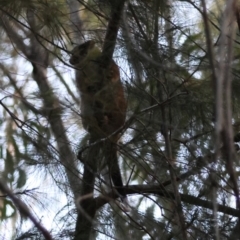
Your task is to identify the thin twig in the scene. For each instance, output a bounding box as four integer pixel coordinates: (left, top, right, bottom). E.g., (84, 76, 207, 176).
(0, 180, 53, 240)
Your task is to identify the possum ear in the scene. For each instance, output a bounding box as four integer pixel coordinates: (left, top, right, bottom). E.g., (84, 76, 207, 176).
(88, 40, 95, 49)
(69, 40, 96, 65)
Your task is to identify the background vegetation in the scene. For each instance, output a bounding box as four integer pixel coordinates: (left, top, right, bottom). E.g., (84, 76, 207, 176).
(0, 0, 240, 239)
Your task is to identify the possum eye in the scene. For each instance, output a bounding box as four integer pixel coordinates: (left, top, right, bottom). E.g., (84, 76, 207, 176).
(69, 55, 79, 65)
(78, 46, 88, 56)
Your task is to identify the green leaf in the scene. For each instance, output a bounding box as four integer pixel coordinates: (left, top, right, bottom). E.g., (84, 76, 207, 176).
(16, 168, 27, 189)
(0, 199, 16, 220)
(5, 150, 14, 181)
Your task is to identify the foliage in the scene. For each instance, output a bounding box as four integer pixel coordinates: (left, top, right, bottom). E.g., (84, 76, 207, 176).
(0, 0, 240, 239)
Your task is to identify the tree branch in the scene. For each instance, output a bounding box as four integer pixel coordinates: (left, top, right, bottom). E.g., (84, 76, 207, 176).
(0, 180, 53, 240)
(101, 0, 126, 67)
(94, 184, 240, 218)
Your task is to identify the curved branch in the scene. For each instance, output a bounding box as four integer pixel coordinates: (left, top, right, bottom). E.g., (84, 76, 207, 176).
(101, 0, 126, 67)
(94, 184, 240, 218)
(0, 180, 53, 240)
